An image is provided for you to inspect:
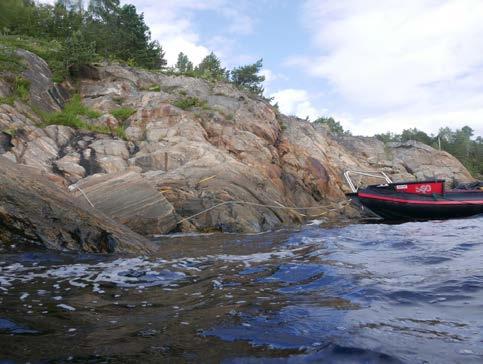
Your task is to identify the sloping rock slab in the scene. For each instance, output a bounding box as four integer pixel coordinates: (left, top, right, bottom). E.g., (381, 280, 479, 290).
(73, 171, 177, 235)
(16, 49, 69, 112)
(0, 157, 155, 254)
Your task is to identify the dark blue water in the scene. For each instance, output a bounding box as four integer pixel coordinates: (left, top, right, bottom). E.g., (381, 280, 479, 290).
(0, 217, 482, 363)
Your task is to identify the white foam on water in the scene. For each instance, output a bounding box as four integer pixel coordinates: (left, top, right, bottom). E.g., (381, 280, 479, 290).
(207, 247, 300, 267)
(57, 304, 76, 311)
(306, 219, 326, 226)
(0, 257, 186, 291)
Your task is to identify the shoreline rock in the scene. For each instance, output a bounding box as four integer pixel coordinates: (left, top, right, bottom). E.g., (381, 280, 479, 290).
(0, 50, 476, 251)
(0, 157, 157, 254)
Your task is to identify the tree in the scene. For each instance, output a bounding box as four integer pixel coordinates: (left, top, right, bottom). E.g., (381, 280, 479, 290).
(374, 132, 399, 143)
(230, 58, 265, 95)
(195, 52, 227, 81)
(58, 0, 84, 12)
(175, 52, 193, 73)
(61, 30, 96, 73)
(87, 0, 119, 19)
(400, 128, 432, 145)
(313, 117, 349, 135)
(0, 0, 28, 34)
(85, 1, 166, 69)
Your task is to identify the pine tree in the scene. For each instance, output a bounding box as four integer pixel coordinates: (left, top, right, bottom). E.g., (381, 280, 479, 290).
(230, 59, 265, 95)
(175, 52, 193, 73)
(62, 29, 96, 73)
(195, 52, 226, 81)
(313, 117, 349, 135)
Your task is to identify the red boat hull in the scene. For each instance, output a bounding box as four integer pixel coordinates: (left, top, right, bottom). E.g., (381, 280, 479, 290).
(351, 180, 483, 220)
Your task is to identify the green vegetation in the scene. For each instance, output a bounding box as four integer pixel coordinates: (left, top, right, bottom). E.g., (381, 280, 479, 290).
(111, 107, 136, 121)
(231, 59, 265, 95)
(0, 36, 66, 81)
(175, 52, 193, 73)
(0, 45, 25, 73)
(13, 75, 29, 101)
(313, 115, 481, 177)
(313, 117, 351, 136)
(195, 52, 227, 81)
(0, 0, 166, 81)
(3, 128, 17, 137)
(147, 84, 161, 92)
(172, 52, 266, 96)
(173, 96, 207, 110)
(114, 125, 127, 140)
(0, 1, 266, 96)
(375, 126, 482, 177)
(0, 75, 30, 105)
(41, 94, 114, 135)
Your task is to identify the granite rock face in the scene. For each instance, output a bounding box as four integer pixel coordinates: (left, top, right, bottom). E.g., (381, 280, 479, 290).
(0, 157, 156, 254)
(16, 49, 69, 112)
(0, 51, 477, 245)
(72, 171, 177, 235)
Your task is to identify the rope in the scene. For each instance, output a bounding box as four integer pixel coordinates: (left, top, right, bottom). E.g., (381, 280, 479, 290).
(177, 199, 351, 225)
(68, 185, 95, 208)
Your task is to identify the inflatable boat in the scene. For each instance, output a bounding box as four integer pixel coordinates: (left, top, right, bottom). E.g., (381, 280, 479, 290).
(345, 171, 483, 220)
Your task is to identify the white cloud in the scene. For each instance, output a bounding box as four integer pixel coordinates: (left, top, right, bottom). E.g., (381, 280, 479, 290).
(296, 0, 483, 136)
(126, 0, 216, 66)
(219, 7, 254, 35)
(347, 108, 483, 137)
(125, 0, 254, 66)
(40, 0, 258, 68)
(270, 89, 324, 120)
(260, 69, 288, 94)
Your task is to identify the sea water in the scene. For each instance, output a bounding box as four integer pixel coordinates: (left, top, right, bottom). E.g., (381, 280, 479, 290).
(0, 216, 481, 363)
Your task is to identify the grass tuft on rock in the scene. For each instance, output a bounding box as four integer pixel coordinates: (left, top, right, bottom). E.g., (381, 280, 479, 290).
(41, 94, 108, 132)
(0, 76, 30, 105)
(114, 125, 127, 140)
(111, 107, 136, 121)
(40, 95, 129, 139)
(173, 96, 207, 110)
(0, 46, 25, 73)
(14, 76, 30, 101)
(148, 84, 160, 92)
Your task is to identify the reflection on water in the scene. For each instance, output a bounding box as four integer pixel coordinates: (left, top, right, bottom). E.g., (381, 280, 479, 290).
(0, 216, 482, 363)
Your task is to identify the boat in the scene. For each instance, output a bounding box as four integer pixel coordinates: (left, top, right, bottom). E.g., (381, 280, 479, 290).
(344, 171, 483, 220)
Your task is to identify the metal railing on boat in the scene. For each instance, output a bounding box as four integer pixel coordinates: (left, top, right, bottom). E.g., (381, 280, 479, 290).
(344, 170, 393, 193)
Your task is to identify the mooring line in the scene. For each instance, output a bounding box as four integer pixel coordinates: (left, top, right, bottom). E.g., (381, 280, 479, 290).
(176, 199, 351, 225)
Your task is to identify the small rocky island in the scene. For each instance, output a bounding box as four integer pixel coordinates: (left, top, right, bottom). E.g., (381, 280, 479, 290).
(0, 50, 474, 253)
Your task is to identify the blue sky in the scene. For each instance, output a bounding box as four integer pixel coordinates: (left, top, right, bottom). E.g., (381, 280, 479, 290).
(45, 0, 483, 137)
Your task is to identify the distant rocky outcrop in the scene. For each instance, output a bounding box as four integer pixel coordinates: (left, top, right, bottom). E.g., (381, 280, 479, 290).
(336, 136, 473, 186)
(0, 50, 476, 251)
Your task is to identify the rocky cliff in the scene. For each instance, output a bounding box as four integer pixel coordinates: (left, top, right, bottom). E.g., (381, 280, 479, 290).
(0, 50, 475, 251)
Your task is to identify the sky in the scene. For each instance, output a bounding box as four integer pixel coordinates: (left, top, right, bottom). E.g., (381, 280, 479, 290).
(41, 0, 483, 137)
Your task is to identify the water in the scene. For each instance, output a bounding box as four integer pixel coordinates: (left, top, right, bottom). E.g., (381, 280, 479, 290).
(0, 217, 482, 363)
